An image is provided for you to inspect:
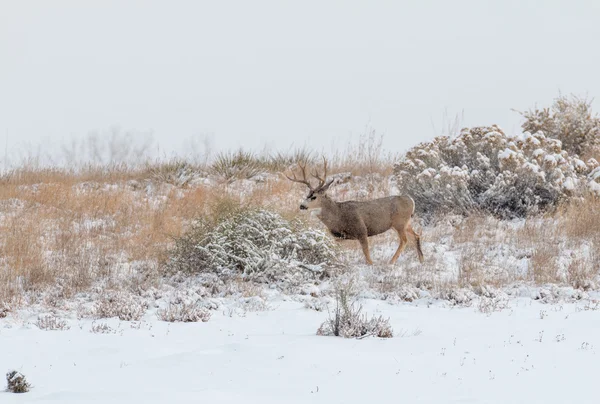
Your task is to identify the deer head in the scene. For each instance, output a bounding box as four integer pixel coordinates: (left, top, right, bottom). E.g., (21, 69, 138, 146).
(286, 157, 334, 210)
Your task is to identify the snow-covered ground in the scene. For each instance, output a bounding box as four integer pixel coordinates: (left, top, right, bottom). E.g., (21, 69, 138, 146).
(3, 297, 600, 403)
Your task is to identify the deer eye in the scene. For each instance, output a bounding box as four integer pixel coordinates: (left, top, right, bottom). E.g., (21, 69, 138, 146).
(309, 195, 317, 201)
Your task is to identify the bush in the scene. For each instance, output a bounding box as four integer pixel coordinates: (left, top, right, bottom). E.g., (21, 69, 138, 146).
(168, 208, 337, 282)
(93, 291, 148, 321)
(35, 314, 70, 331)
(144, 159, 199, 186)
(393, 125, 595, 219)
(210, 150, 265, 181)
(519, 94, 600, 159)
(317, 288, 393, 339)
(6, 371, 31, 393)
(157, 302, 211, 322)
(90, 321, 117, 334)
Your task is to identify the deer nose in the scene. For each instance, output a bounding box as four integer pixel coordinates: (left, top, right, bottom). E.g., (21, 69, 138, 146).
(300, 204, 308, 210)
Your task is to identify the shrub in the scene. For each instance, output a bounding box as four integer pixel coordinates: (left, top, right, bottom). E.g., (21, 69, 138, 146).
(93, 291, 148, 321)
(35, 314, 70, 331)
(317, 288, 393, 339)
(6, 371, 31, 393)
(518, 94, 600, 159)
(90, 321, 117, 334)
(393, 125, 595, 219)
(144, 159, 199, 186)
(210, 150, 265, 181)
(157, 302, 211, 322)
(167, 208, 337, 282)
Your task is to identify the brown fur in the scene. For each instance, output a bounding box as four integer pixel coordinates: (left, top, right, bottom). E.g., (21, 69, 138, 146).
(287, 159, 424, 265)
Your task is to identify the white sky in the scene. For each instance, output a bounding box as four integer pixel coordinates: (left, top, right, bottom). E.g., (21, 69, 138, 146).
(2, 0, 600, 163)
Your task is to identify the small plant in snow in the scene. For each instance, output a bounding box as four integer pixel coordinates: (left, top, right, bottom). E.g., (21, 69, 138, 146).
(90, 321, 116, 334)
(478, 294, 509, 315)
(317, 287, 393, 339)
(396, 285, 421, 302)
(304, 297, 329, 312)
(439, 287, 477, 307)
(157, 302, 211, 322)
(35, 314, 70, 331)
(93, 291, 148, 321)
(6, 370, 31, 393)
(533, 286, 563, 304)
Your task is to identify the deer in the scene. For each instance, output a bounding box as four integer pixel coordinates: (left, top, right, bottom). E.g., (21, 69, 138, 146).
(286, 158, 424, 266)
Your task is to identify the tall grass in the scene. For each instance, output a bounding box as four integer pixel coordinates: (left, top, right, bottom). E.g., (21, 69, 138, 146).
(1, 130, 599, 310)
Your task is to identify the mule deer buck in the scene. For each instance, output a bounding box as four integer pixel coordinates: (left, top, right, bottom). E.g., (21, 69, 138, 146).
(286, 159, 424, 265)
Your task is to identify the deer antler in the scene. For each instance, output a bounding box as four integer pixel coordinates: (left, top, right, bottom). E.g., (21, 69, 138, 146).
(285, 161, 313, 189)
(312, 156, 328, 189)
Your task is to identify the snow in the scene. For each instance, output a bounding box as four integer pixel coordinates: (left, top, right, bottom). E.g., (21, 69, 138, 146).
(544, 154, 558, 165)
(563, 177, 576, 191)
(3, 298, 600, 403)
(498, 148, 516, 160)
(589, 180, 600, 195)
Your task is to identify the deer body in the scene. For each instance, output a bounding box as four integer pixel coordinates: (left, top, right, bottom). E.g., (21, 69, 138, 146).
(287, 160, 424, 265)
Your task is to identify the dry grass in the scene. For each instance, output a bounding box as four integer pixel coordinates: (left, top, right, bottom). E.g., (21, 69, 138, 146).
(0, 163, 298, 307)
(0, 138, 599, 310)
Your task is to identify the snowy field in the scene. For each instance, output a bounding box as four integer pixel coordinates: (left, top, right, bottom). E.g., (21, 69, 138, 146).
(3, 296, 600, 403)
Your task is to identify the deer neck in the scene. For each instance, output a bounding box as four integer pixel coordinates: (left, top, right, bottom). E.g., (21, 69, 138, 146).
(316, 195, 342, 230)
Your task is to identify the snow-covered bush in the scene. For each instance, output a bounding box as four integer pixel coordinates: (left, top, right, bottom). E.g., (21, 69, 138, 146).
(168, 208, 337, 282)
(157, 302, 211, 322)
(6, 371, 31, 393)
(93, 291, 148, 321)
(393, 125, 595, 219)
(519, 94, 600, 159)
(317, 288, 393, 338)
(35, 314, 70, 331)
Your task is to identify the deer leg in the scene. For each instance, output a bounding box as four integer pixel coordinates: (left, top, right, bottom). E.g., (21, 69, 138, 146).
(390, 228, 408, 264)
(358, 235, 374, 265)
(407, 225, 424, 263)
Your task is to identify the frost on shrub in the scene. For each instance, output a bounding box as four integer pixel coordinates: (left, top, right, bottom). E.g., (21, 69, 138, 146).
(94, 291, 148, 321)
(519, 94, 600, 159)
(35, 314, 70, 331)
(438, 287, 477, 307)
(6, 370, 31, 393)
(157, 302, 211, 322)
(168, 208, 337, 282)
(394, 125, 594, 219)
(317, 289, 393, 339)
(90, 321, 116, 334)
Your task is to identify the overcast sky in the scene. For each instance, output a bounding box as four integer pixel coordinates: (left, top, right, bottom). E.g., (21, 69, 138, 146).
(2, 0, 600, 163)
